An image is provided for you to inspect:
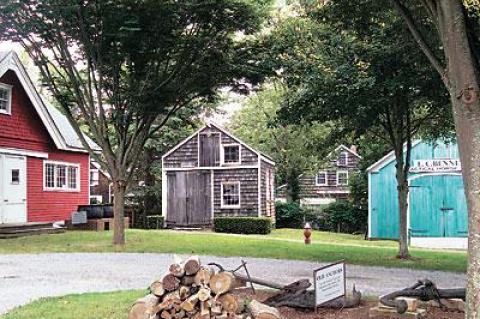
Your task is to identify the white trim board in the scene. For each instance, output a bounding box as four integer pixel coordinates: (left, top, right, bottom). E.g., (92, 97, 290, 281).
(0, 147, 48, 159)
(335, 144, 362, 159)
(163, 165, 259, 171)
(367, 140, 422, 172)
(410, 237, 467, 250)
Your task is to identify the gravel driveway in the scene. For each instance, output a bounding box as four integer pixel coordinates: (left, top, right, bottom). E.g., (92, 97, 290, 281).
(0, 253, 466, 314)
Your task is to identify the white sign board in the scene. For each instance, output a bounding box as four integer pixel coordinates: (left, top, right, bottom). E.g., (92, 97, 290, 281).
(409, 159, 461, 173)
(314, 261, 346, 308)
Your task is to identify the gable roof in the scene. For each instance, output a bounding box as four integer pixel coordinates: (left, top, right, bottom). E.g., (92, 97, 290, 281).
(162, 121, 275, 165)
(367, 139, 422, 173)
(335, 144, 361, 158)
(0, 51, 99, 153)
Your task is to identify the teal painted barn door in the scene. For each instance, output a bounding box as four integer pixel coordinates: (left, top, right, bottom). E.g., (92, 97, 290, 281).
(409, 175, 467, 237)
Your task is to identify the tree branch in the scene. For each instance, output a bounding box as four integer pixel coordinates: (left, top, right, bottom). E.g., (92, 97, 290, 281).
(390, 0, 447, 85)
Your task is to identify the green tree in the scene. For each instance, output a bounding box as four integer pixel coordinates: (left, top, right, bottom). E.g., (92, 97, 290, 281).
(0, 0, 270, 245)
(313, 0, 480, 315)
(229, 84, 331, 202)
(261, 12, 452, 258)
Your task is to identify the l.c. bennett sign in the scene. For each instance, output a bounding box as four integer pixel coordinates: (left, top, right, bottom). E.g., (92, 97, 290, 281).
(409, 159, 461, 173)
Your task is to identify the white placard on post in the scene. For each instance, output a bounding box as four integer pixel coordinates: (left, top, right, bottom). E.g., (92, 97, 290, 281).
(314, 261, 346, 311)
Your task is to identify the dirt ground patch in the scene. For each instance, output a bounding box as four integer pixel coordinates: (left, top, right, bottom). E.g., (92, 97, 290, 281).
(236, 289, 464, 319)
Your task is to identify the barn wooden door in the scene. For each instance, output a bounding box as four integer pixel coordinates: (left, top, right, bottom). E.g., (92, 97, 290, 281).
(199, 133, 220, 166)
(167, 171, 211, 226)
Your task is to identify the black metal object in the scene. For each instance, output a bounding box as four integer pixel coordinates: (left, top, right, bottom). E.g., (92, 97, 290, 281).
(78, 204, 114, 219)
(379, 279, 465, 314)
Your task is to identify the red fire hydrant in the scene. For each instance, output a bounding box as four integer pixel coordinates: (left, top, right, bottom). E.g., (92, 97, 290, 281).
(304, 222, 312, 244)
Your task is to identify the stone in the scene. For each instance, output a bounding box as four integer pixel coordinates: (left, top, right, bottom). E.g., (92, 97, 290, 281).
(369, 306, 426, 319)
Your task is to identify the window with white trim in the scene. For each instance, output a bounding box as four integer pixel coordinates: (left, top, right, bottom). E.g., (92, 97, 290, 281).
(336, 171, 349, 186)
(222, 144, 241, 165)
(90, 169, 99, 186)
(337, 151, 348, 166)
(315, 171, 328, 186)
(221, 181, 240, 208)
(44, 161, 80, 191)
(0, 83, 12, 114)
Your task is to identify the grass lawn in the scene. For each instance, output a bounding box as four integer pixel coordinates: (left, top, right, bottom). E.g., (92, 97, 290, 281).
(0, 290, 145, 319)
(0, 229, 467, 272)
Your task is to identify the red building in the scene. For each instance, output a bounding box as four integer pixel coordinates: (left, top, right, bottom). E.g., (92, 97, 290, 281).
(0, 51, 95, 224)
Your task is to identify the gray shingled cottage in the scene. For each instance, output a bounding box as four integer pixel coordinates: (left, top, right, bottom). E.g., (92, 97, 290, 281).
(161, 122, 276, 227)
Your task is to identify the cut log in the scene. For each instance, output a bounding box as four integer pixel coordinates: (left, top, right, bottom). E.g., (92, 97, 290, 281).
(150, 281, 166, 297)
(200, 300, 210, 316)
(218, 294, 239, 314)
(194, 266, 213, 286)
(184, 256, 201, 275)
(179, 285, 190, 300)
(162, 272, 181, 291)
(247, 300, 280, 319)
(197, 287, 212, 301)
(181, 294, 200, 312)
(181, 275, 196, 286)
(173, 310, 186, 319)
(169, 262, 186, 278)
(128, 294, 160, 319)
(210, 272, 235, 296)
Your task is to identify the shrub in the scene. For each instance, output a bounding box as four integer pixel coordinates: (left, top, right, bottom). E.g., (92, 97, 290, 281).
(322, 201, 367, 234)
(146, 215, 165, 229)
(133, 212, 164, 229)
(213, 217, 272, 234)
(275, 202, 306, 228)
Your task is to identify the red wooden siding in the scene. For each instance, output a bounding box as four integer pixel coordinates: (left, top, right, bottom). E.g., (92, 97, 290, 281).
(27, 153, 89, 222)
(0, 70, 53, 151)
(0, 70, 89, 222)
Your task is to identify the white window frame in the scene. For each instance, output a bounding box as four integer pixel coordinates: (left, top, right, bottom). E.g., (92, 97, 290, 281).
(221, 181, 241, 209)
(337, 150, 348, 166)
(0, 83, 13, 115)
(315, 171, 328, 186)
(220, 143, 242, 165)
(336, 170, 349, 186)
(90, 168, 100, 186)
(43, 160, 81, 192)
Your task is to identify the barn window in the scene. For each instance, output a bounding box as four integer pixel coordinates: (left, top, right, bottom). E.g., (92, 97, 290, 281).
(315, 171, 328, 186)
(336, 171, 349, 186)
(0, 83, 12, 114)
(90, 169, 99, 186)
(222, 144, 241, 165)
(221, 181, 240, 208)
(337, 151, 348, 166)
(44, 161, 80, 191)
(11, 169, 19, 185)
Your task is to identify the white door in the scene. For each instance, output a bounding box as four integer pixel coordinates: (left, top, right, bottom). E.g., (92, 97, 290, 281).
(0, 155, 27, 223)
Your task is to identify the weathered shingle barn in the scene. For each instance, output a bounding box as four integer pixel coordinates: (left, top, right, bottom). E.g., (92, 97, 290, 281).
(161, 123, 275, 227)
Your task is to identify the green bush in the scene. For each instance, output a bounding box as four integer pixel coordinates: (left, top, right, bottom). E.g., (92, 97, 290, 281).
(275, 202, 306, 228)
(214, 217, 272, 234)
(322, 201, 367, 233)
(145, 215, 165, 229)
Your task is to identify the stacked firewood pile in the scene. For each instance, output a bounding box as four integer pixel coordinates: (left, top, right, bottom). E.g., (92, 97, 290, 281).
(129, 256, 281, 319)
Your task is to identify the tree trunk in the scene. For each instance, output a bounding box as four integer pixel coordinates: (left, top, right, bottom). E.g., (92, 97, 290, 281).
(112, 180, 126, 246)
(394, 147, 410, 259)
(435, 3, 480, 318)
